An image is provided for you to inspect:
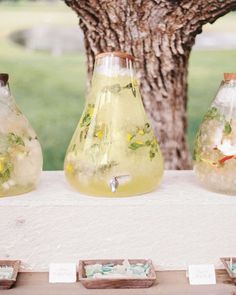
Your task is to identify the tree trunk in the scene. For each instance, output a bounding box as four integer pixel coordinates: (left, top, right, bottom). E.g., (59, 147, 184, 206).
(65, 0, 236, 169)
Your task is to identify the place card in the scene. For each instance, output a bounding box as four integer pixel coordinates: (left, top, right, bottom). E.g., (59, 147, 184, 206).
(49, 263, 77, 283)
(188, 264, 216, 285)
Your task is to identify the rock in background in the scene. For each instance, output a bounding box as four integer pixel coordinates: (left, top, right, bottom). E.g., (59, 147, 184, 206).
(10, 24, 84, 55)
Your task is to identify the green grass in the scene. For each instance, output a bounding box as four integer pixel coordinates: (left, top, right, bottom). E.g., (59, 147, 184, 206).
(0, 2, 236, 169)
(188, 50, 236, 153)
(0, 41, 86, 170)
(0, 1, 77, 38)
(0, 1, 86, 170)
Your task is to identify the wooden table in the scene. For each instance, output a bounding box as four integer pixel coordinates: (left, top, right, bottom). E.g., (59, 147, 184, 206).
(1, 270, 236, 295)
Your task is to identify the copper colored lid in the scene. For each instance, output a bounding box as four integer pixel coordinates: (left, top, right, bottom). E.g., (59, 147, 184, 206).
(0, 73, 9, 86)
(96, 51, 134, 61)
(224, 73, 236, 81)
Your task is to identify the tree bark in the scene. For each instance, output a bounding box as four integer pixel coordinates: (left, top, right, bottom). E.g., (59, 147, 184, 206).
(65, 0, 236, 169)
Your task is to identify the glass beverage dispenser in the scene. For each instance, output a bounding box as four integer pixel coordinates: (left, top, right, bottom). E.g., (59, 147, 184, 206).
(64, 52, 164, 197)
(193, 73, 236, 194)
(0, 73, 43, 197)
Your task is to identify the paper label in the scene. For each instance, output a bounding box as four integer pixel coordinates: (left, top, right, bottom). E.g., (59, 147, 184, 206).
(188, 264, 216, 285)
(49, 263, 77, 283)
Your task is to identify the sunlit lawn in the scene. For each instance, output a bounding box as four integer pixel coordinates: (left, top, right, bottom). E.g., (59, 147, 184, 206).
(0, 1, 86, 170)
(0, 2, 236, 169)
(188, 50, 236, 152)
(0, 40, 86, 170)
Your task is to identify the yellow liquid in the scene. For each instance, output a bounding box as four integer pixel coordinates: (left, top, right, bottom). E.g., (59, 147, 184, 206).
(64, 72, 164, 197)
(0, 183, 36, 197)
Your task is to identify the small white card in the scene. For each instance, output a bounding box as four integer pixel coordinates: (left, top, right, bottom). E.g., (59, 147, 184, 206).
(49, 263, 77, 283)
(188, 264, 216, 285)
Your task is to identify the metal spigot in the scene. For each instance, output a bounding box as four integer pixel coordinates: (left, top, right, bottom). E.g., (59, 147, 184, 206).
(109, 175, 131, 193)
(109, 177, 119, 193)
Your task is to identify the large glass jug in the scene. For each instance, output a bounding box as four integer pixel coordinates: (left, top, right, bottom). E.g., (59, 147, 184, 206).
(193, 73, 236, 194)
(64, 52, 164, 197)
(0, 73, 43, 197)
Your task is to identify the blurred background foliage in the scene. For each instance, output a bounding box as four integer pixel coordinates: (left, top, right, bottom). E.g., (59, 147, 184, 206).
(0, 0, 236, 169)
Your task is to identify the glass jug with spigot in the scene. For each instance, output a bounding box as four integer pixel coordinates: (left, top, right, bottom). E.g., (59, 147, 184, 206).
(64, 52, 164, 197)
(194, 73, 236, 194)
(0, 73, 43, 197)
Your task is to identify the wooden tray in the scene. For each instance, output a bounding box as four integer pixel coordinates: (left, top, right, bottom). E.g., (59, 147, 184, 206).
(0, 260, 21, 290)
(221, 257, 236, 284)
(79, 259, 156, 289)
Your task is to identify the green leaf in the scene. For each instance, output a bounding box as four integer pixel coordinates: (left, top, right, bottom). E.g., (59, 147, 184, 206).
(129, 142, 144, 150)
(131, 87, 136, 97)
(224, 121, 232, 135)
(80, 113, 91, 127)
(149, 150, 155, 160)
(203, 106, 225, 123)
(80, 104, 94, 128)
(145, 140, 151, 146)
(0, 169, 10, 184)
(8, 133, 25, 146)
(123, 83, 136, 97)
(0, 161, 13, 184)
(79, 131, 83, 142)
(123, 83, 132, 89)
(204, 107, 219, 119)
(143, 123, 151, 134)
(98, 161, 118, 173)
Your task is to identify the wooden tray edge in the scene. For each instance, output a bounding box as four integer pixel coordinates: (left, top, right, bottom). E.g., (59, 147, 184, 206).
(78, 259, 156, 289)
(220, 257, 236, 280)
(0, 260, 21, 289)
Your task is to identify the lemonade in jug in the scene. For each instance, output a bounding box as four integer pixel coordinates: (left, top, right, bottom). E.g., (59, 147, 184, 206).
(64, 52, 164, 197)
